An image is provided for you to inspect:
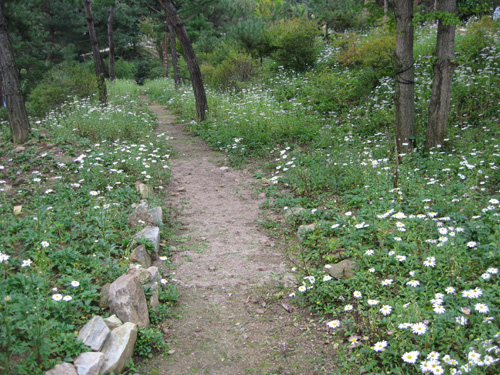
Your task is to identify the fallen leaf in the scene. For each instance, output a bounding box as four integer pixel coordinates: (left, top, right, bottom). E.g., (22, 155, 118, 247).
(13, 205, 22, 215)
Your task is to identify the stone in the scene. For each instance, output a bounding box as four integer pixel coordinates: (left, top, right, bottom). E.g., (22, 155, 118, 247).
(99, 284, 111, 310)
(134, 226, 160, 251)
(135, 181, 154, 199)
(74, 352, 105, 375)
(127, 264, 152, 284)
(284, 206, 307, 219)
(100, 322, 138, 375)
(129, 245, 152, 268)
(150, 206, 163, 225)
(149, 284, 160, 311)
(108, 273, 150, 329)
(45, 362, 77, 375)
(297, 223, 317, 241)
(103, 315, 123, 330)
(127, 204, 154, 227)
(77, 316, 111, 351)
(325, 259, 358, 280)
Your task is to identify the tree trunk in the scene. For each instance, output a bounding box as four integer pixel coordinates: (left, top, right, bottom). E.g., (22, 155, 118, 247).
(393, 0, 415, 155)
(167, 19, 180, 89)
(158, 0, 207, 122)
(164, 19, 168, 77)
(425, 0, 457, 149)
(0, 1, 30, 143)
(46, 28, 55, 65)
(108, 5, 115, 81)
(83, 0, 108, 103)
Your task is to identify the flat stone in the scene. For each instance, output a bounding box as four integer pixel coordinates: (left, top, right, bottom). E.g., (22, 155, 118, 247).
(150, 207, 163, 225)
(297, 223, 317, 240)
(74, 352, 105, 375)
(77, 316, 111, 351)
(284, 206, 307, 219)
(99, 284, 111, 310)
(103, 315, 123, 330)
(127, 203, 154, 227)
(325, 259, 358, 280)
(129, 244, 152, 268)
(135, 181, 154, 199)
(100, 322, 138, 375)
(134, 225, 160, 251)
(108, 273, 150, 329)
(45, 362, 77, 375)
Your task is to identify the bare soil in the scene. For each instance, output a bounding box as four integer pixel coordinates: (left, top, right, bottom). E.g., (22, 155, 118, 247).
(140, 104, 338, 375)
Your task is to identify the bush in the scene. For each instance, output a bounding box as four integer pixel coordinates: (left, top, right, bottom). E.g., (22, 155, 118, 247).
(26, 62, 98, 118)
(201, 51, 258, 91)
(267, 18, 321, 72)
(112, 59, 137, 80)
(336, 26, 395, 77)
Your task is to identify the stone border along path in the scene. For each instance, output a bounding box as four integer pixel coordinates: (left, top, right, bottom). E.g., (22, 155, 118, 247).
(141, 103, 339, 375)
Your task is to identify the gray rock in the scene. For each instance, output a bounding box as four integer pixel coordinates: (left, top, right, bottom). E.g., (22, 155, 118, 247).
(284, 206, 307, 219)
(99, 284, 111, 310)
(74, 352, 105, 375)
(108, 273, 150, 329)
(129, 244, 152, 268)
(103, 315, 123, 330)
(135, 181, 154, 199)
(45, 362, 77, 375)
(150, 206, 163, 225)
(100, 322, 138, 375)
(149, 284, 160, 311)
(77, 316, 111, 351)
(297, 223, 317, 240)
(134, 225, 160, 251)
(325, 259, 358, 280)
(127, 204, 154, 227)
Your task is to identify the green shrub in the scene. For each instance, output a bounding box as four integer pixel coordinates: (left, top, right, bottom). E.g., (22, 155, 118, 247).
(27, 62, 97, 118)
(267, 18, 321, 72)
(134, 59, 164, 85)
(112, 59, 137, 80)
(336, 27, 395, 77)
(134, 327, 166, 358)
(456, 16, 500, 64)
(202, 51, 258, 91)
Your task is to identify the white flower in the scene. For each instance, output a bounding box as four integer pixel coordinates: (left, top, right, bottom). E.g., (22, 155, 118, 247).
(344, 304, 353, 311)
(379, 305, 392, 316)
(445, 286, 456, 294)
(159, 256, 168, 261)
(160, 279, 168, 284)
(402, 351, 420, 364)
(327, 320, 340, 329)
(467, 241, 477, 248)
(381, 279, 393, 286)
(40, 241, 50, 248)
(456, 316, 467, 325)
(345, 211, 352, 216)
(331, 224, 340, 229)
(396, 255, 407, 262)
(52, 294, 63, 301)
(411, 322, 427, 335)
(89, 190, 100, 196)
(322, 275, 332, 282)
(353, 291, 362, 298)
(368, 268, 375, 273)
(367, 299, 380, 306)
(406, 280, 420, 287)
(365, 249, 374, 256)
(433, 305, 446, 314)
(486, 267, 498, 274)
(298, 285, 306, 292)
(21, 259, 33, 267)
(474, 303, 489, 313)
(373, 340, 388, 352)
(63, 295, 72, 302)
(71, 280, 80, 287)
(481, 273, 491, 280)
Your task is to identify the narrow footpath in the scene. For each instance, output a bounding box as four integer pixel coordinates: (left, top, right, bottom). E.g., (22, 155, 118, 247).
(140, 104, 338, 375)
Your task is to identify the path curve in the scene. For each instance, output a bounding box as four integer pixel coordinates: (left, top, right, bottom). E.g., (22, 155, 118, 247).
(142, 104, 337, 375)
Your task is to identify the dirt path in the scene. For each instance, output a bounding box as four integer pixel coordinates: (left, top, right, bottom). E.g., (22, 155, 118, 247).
(141, 104, 337, 375)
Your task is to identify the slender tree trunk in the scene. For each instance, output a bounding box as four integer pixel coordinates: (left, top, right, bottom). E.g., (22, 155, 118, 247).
(425, 0, 457, 149)
(0, 1, 30, 143)
(164, 19, 169, 77)
(108, 5, 115, 81)
(46, 28, 55, 65)
(324, 22, 329, 41)
(83, 0, 108, 103)
(158, 0, 207, 122)
(393, 0, 415, 155)
(167, 18, 181, 89)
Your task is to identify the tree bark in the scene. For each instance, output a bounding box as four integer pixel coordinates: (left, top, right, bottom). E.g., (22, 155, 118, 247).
(425, 0, 457, 149)
(393, 0, 415, 155)
(83, 0, 108, 103)
(108, 5, 116, 81)
(0, 1, 30, 143)
(167, 18, 181, 90)
(164, 19, 168, 78)
(158, 0, 207, 122)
